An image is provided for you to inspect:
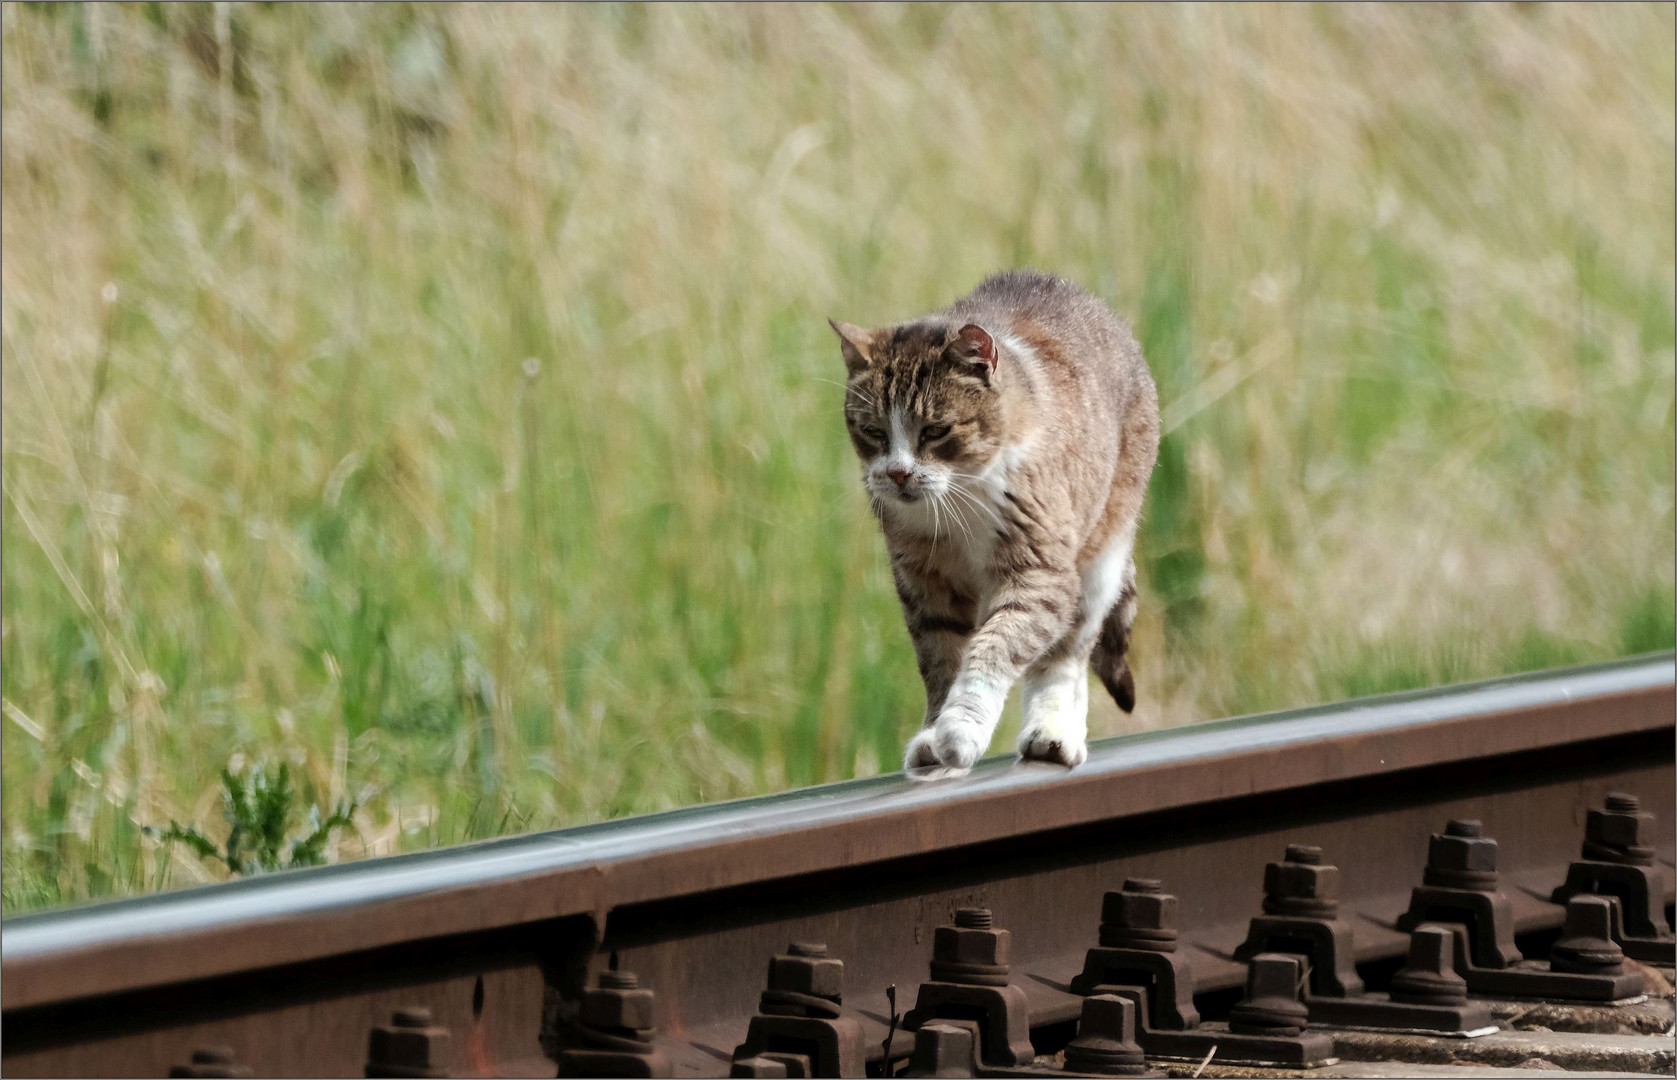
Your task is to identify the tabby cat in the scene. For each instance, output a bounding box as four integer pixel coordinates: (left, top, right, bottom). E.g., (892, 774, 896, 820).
(830, 270, 1160, 774)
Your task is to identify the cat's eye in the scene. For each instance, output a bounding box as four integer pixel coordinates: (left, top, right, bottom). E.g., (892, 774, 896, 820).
(860, 425, 887, 443)
(919, 425, 952, 446)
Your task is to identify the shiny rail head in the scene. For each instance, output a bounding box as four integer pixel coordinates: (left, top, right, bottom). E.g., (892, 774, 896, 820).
(3, 653, 1671, 1013)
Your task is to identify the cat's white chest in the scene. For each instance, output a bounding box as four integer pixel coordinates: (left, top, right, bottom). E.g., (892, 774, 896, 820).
(940, 483, 1003, 580)
(883, 445, 1024, 591)
(890, 493, 997, 580)
(939, 448, 1024, 586)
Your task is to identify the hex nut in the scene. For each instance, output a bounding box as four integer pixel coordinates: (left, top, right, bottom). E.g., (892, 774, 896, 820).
(168, 1046, 252, 1079)
(1427, 832, 1497, 873)
(1101, 888, 1174, 931)
(909, 1023, 977, 1076)
(1587, 807, 1650, 849)
(767, 954, 844, 1000)
(1264, 860, 1338, 901)
(1077, 993, 1136, 1039)
(731, 1054, 791, 1078)
(1245, 953, 1305, 1002)
(581, 986, 656, 1031)
(932, 924, 1011, 967)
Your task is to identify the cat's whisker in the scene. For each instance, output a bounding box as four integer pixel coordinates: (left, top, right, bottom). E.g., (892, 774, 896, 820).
(953, 502, 998, 541)
(943, 473, 1009, 510)
(943, 479, 997, 512)
(815, 377, 880, 411)
(933, 487, 971, 538)
(827, 474, 871, 507)
(939, 490, 978, 549)
(812, 375, 868, 397)
(943, 482, 1003, 528)
(948, 474, 1005, 511)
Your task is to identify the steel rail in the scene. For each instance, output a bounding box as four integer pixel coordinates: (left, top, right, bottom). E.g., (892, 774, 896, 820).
(3, 654, 1672, 1078)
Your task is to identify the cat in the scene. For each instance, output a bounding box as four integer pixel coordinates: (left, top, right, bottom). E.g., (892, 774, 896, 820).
(830, 269, 1160, 775)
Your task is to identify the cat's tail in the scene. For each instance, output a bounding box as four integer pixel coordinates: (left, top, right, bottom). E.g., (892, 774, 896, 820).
(1090, 571, 1138, 713)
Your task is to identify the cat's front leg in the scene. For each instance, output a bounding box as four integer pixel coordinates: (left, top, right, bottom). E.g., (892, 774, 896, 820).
(930, 570, 1080, 770)
(891, 562, 976, 771)
(902, 612, 971, 770)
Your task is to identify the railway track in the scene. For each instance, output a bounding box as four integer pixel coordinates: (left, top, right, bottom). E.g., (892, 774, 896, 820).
(4, 654, 1673, 1078)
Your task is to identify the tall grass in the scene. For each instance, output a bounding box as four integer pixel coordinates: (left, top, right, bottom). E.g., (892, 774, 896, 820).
(3, 3, 1671, 912)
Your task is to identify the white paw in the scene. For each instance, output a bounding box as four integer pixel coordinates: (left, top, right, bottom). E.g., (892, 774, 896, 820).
(931, 706, 990, 769)
(1017, 723, 1088, 768)
(903, 728, 971, 781)
(903, 728, 941, 770)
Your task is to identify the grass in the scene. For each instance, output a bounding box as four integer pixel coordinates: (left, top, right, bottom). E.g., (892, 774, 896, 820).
(2, 3, 1672, 913)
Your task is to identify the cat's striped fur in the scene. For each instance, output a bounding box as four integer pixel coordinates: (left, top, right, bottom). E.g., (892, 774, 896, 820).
(831, 270, 1159, 774)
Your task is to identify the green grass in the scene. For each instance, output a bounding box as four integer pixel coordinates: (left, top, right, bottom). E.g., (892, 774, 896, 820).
(3, 3, 1672, 912)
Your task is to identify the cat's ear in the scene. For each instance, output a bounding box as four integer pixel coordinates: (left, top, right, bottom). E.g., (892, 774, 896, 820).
(946, 323, 998, 384)
(828, 319, 876, 376)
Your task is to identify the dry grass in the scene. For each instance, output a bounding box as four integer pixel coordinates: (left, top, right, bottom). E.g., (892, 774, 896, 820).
(2, 3, 1672, 911)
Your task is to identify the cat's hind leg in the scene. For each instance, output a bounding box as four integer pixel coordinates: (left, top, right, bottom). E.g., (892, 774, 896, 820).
(1018, 526, 1135, 766)
(1018, 651, 1091, 767)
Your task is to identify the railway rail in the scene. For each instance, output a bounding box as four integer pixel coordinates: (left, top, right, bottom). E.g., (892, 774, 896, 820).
(4, 653, 1674, 1078)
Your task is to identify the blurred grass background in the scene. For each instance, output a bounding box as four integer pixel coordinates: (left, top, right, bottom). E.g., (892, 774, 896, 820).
(2, 2, 1672, 912)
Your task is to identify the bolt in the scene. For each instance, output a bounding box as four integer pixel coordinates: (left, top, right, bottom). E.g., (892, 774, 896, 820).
(931, 910, 1011, 986)
(1228, 954, 1310, 1038)
(1583, 794, 1656, 866)
(905, 1022, 977, 1078)
(1423, 821, 1499, 891)
(582, 970, 657, 1033)
(1285, 844, 1324, 865)
(1261, 844, 1340, 918)
(1550, 895, 1625, 975)
(1099, 878, 1179, 952)
(1063, 995, 1150, 1076)
(367, 1006, 451, 1078)
(767, 942, 845, 1002)
(168, 1046, 251, 1079)
(1389, 925, 1468, 1006)
(731, 1054, 791, 1078)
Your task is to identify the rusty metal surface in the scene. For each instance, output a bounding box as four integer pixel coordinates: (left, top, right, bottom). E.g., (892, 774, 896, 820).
(2, 655, 1672, 1078)
(7, 655, 1670, 1010)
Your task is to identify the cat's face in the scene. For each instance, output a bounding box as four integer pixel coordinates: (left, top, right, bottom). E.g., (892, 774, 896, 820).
(830, 320, 1007, 514)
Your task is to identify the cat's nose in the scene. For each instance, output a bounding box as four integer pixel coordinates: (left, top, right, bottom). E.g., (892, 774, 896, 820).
(886, 467, 912, 488)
